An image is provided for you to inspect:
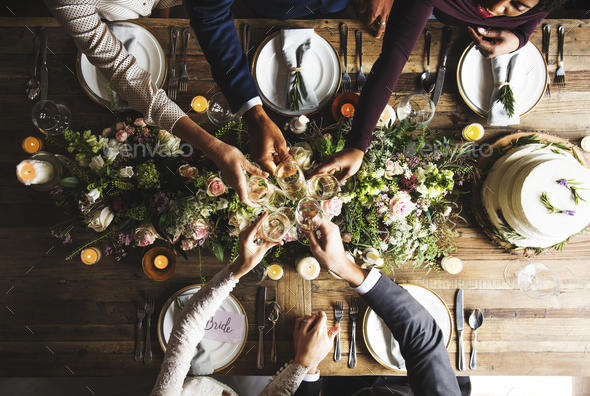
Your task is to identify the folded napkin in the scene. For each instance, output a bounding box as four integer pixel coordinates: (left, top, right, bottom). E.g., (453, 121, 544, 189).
(107, 24, 137, 109)
(280, 28, 319, 111)
(189, 342, 213, 376)
(388, 332, 407, 371)
(487, 52, 522, 126)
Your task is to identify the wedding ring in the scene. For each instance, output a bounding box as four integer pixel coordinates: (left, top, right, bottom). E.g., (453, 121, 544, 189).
(272, 152, 279, 157)
(379, 21, 387, 26)
(302, 319, 307, 323)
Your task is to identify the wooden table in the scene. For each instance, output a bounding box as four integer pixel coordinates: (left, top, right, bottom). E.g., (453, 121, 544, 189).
(1, 17, 590, 379)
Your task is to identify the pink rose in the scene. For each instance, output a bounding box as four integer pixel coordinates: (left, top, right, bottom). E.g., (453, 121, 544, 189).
(181, 238, 197, 251)
(179, 164, 199, 179)
(189, 218, 209, 241)
(134, 118, 146, 127)
(385, 160, 403, 179)
(389, 192, 416, 218)
(206, 176, 227, 197)
(115, 130, 129, 142)
(322, 197, 343, 219)
(342, 233, 353, 243)
(133, 226, 156, 247)
(124, 125, 135, 135)
(116, 122, 126, 131)
(102, 127, 112, 137)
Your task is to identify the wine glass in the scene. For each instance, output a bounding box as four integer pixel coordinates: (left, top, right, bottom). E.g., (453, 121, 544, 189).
(207, 92, 235, 127)
(504, 259, 560, 299)
(258, 207, 296, 244)
(396, 94, 435, 128)
(276, 161, 306, 201)
(247, 176, 286, 211)
(307, 173, 339, 201)
(32, 99, 71, 136)
(296, 197, 323, 232)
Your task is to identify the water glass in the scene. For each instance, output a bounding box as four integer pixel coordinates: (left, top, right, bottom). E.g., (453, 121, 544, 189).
(396, 94, 435, 128)
(207, 92, 235, 127)
(307, 173, 339, 201)
(296, 197, 323, 232)
(276, 161, 306, 201)
(32, 99, 71, 135)
(504, 259, 560, 299)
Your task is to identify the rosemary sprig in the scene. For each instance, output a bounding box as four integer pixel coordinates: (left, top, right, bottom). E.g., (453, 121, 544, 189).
(540, 191, 575, 216)
(499, 83, 516, 118)
(557, 179, 587, 205)
(289, 71, 303, 112)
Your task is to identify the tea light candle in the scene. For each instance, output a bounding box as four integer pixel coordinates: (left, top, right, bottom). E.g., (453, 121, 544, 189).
(441, 256, 463, 274)
(22, 136, 43, 154)
(340, 103, 355, 117)
(462, 123, 485, 141)
(581, 136, 590, 153)
(296, 256, 321, 280)
(376, 105, 396, 128)
(154, 255, 169, 269)
(16, 159, 54, 185)
(191, 96, 208, 113)
(289, 115, 309, 134)
(81, 247, 101, 265)
(267, 263, 284, 280)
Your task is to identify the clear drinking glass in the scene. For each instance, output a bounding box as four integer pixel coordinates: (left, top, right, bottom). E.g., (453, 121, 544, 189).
(276, 161, 306, 201)
(296, 197, 323, 232)
(307, 173, 339, 201)
(207, 92, 235, 127)
(504, 259, 560, 299)
(396, 94, 435, 128)
(259, 207, 296, 243)
(247, 176, 286, 210)
(32, 99, 71, 136)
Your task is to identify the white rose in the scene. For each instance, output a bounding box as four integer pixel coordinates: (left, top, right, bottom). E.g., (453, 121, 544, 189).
(89, 155, 105, 170)
(424, 163, 436, 173)
(119, 166, 134, 178)
(414, 167, 426, 183)
(443, 206, 452, 216)
(86, 207, 115, 232)
(104, 140, 119, 161)
(228, 209, 253, 232)
(217, 198, 229, 210)
(416, 184, 429, 196)
(86, 188, 101, 204)
(292, 142, 313, 170)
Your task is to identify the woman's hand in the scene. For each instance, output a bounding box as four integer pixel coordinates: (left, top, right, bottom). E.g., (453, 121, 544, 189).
(293, 311, 340, 373)
(314, 148, 364, 183)
(468, 27, 520, 58)
(357, 0, 395, 39)
(229, 213, 280, 279)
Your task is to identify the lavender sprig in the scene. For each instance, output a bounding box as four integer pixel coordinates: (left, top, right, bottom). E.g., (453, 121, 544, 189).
(541, 191, 575, 216)
(557, 179, 587, 205)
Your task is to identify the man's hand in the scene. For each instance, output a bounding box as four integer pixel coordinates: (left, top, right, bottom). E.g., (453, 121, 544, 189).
(357, 0, 395, 39)
(468, 27, 520, 59)
(242, 105, 291, 175)
(314, 148, 364, 183)
(293, 311, 339, 372)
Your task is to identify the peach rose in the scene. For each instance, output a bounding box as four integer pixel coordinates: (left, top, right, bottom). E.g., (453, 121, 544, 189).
(102, 127, 112, 137)
(342, 233, 353, 243)
(385, 160, 403, 180)
(133, 225, 157, 247)
(322, 197, 343, 219)
(115, 130, 129, 142)
(179, 164, 199, 179)
(181, 238, 197, 251)
(206, 176, 227, 197)
(389, 192, 416, 219)
(116, 122, 126, 131)
(134, 118, 146, 127)
(190, 218, 209, 241)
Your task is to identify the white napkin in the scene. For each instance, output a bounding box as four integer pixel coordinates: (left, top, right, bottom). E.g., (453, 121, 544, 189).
(280, 28, 319, 110)
(107, 24, 137, 108)
(188, 342, 213, 376)
(487, 52, 522, 126)
(388, 332, 407, 371)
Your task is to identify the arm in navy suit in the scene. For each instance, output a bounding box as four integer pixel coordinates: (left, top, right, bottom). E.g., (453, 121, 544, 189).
(362, 274, 461, 396)
(294, 378, 323, 396)
(184, 0, 259, 113)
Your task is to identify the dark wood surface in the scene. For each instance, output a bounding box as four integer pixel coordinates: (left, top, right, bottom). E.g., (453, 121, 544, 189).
(1, 17, 590, 379)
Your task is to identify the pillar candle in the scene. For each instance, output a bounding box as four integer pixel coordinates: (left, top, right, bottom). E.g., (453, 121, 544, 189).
(16, 159, 54, 185)
(441, 256, 463, 274)
(81, 247, 101, 265)
(296, 257, 320, 280)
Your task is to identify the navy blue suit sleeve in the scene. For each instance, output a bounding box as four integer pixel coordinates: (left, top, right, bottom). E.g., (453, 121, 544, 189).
(184, 0, 260, 113)
(294, 378, 323, 396)
(362, 274, 461, 396)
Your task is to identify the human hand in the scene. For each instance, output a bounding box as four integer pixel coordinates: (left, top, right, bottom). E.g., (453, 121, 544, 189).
(229, 212, 281, 279)
(293, 311, 340, 371)
(468, 27, 520, 59)
(243, 105, 291, 176)
(314, 148, 364, 183)
(357, 0, 394, 38)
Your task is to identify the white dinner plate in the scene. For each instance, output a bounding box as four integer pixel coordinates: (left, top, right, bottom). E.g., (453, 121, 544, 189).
(252, 31, 341, 116)
(76, 21, 166, 108)
(457, 41, 547, 118)
(363, 284, 452, 372)
(157, 285, 248, 372)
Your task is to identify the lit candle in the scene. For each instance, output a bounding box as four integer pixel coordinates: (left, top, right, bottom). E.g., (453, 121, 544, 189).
(441, 256, 463, 274)
(191, 96, 208, 114)
(81, 247, 101, 265)
(296, 256, 321, 280)
(289, 115, 309, 134)
(376, 104, 396, 128)
(340, 103, 355, 117)
(154, 255, 169, 269)
(22, 136, 43, 154)
(267, 263, 284, 280)
(581, 136, 590, 153)
(462, 123, 485, 141)
(16, 159, 54, 185)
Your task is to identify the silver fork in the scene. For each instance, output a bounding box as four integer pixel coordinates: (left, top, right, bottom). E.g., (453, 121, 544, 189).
(348, 297, 359, 368)
(555, 25, 565, 88)
(143, 294, 154, 365)
(355, 30, 365, 92)
(334, 301, 344, 361)
(134, 301, 145, 362)
(167, 27, 179, 100)
(179, 29, 190, 92)
(340, 23, 351, 93)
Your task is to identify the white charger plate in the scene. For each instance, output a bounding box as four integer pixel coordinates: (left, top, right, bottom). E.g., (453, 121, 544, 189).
(76, 21, 166, 108)
(252, 31, 340, 116)
(457, 41, 547, 118)
(157, 285, 248, 372)
(362, 284, 452, 372)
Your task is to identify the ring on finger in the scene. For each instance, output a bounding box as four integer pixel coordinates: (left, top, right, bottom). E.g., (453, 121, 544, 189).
(301, 319, 307, 323)
(379, 21, 387, 26)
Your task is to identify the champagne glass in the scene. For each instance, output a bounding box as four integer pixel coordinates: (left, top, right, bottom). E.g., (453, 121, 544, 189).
(296, 197, 323, 232)
(32, 99, 71, 136)
(396, 94, 435, 128)
(307, 173, 339, 201)
(247, 176, 286, 211)
(258, 207, 296, 244)
(504, 259, 560, 299)
(276, 161, 306, 201)
(207, 92, 235, 127)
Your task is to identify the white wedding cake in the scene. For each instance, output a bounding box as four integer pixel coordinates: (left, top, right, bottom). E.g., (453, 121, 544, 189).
(482, 143, 590, 249)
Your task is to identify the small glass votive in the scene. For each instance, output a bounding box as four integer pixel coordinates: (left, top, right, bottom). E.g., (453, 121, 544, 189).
(462, 123, 485, 141)
(22, 136, 44, 154)
(191, 96, 209, 114)
(267, 263, 284, 280)
(81, 247, 102, 265)
(142, 247, 177, 281)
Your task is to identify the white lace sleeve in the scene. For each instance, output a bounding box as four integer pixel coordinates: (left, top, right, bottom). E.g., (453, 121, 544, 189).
(150, 265, 238, 396)
(258, 362, 310, 396)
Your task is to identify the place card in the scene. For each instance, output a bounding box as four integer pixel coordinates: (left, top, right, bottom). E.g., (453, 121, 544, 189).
(202, 310, 244, 345)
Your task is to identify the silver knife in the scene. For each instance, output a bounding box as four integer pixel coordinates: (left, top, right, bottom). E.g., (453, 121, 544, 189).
(256, 286, 266, 369)
(243, 24, 251, 56)
(455, 289, 466, 371)
(542, 24, 551, 98)
(40, 27, 48, 100)
(432, 27, 453, 106)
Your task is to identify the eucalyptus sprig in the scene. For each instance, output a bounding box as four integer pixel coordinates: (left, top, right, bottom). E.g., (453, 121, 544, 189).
(540, 191, 575, 216)
(499, 83, 516, 118)
(557, 179, 587, 205)
(289, 71, 303, 112)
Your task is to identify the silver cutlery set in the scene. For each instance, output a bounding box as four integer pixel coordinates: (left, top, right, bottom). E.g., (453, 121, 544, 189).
(456, 289, 484, 371)
(256, 286, 282, 369)
(135, 294, 155, 365)
(542, 23, 566, 96)
(332, 298, 359, 368)
(168, 27, 191, 101)
(339, 23, 364, 93)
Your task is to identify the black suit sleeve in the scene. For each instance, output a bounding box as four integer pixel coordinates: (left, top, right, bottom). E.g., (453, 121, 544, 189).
(293, 378, 323, 396)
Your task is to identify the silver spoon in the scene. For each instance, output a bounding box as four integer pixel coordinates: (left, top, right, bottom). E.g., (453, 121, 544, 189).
(468, 308, 484, 370)
(420, 31, 435, 93)
(266, 302, 280, 364)
(26, 36, 41, 99)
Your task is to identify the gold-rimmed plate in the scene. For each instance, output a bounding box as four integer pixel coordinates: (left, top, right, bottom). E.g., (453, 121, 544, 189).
(457, 41, 547, 118)
(157, 284, 248, 372)
(362, 283, 452, 372)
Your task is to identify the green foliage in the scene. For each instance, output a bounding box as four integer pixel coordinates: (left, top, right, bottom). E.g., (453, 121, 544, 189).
(135, 161, 161, 189)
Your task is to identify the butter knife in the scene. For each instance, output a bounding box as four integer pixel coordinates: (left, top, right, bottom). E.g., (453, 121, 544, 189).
(256, 286, 266, 369)
(542, 24, 551, 98)
(455, 289, 466, 371)
(40, 27, 48, 100)
(431, 27, 453, 106)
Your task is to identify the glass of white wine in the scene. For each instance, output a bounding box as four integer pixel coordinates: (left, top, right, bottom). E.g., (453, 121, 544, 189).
(307, 173, 339, 201)
(296, 197, 323, 232)
(247, 176, 286, 210)
(276, 161, 306, 201)
(258, 207, 296, 244)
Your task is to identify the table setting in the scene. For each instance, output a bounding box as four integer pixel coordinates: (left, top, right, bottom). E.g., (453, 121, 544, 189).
(3, 17, 590, 379)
